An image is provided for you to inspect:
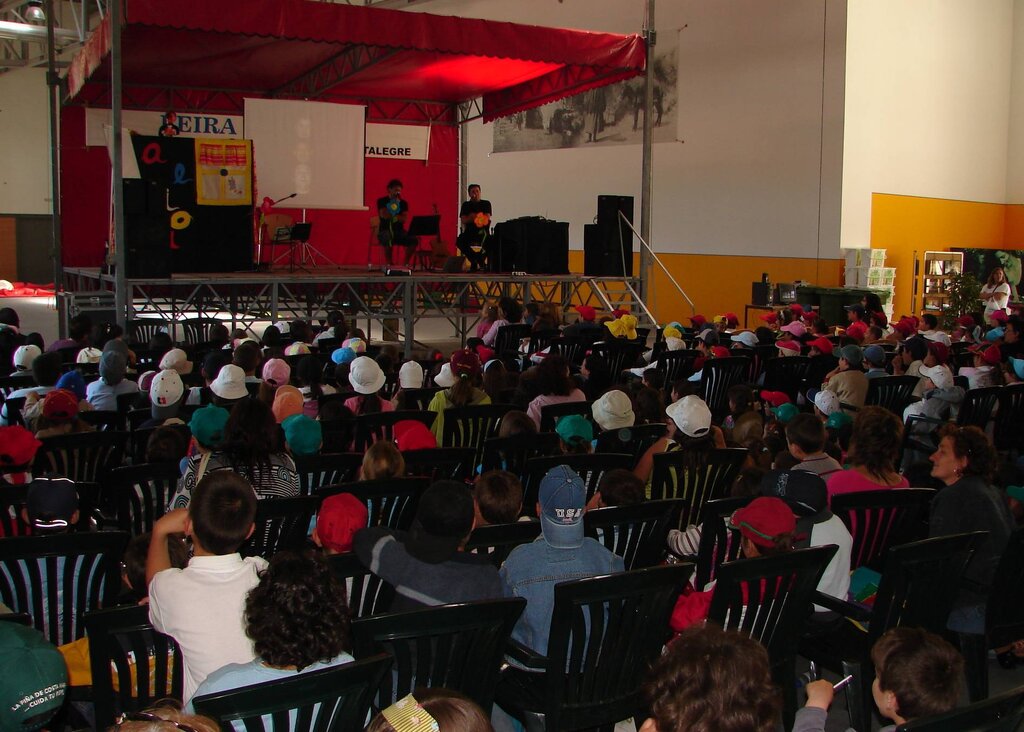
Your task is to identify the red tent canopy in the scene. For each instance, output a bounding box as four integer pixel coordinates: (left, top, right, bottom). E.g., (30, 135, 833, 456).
(67, 0, 646, 122)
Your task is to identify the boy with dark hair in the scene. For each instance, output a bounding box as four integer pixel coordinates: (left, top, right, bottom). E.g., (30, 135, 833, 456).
(786, 413, 842, 479)
(587, 468, 645, 510)
(473, 470, 524, 526)
(232, 341, 263, 384)
(797, 627, 963, 731)
(147, 471, 263, 701)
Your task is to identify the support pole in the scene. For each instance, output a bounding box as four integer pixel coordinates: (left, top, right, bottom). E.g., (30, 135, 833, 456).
(111, 0, 126, 328)
(44, 0, 63, 337)
(639, 0, 655, 308)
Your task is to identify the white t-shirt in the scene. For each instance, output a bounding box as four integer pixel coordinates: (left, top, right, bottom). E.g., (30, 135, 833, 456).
(982, 282, 1011, 320)
(149, 553, 268, 700)
(809, 514, 853, 610)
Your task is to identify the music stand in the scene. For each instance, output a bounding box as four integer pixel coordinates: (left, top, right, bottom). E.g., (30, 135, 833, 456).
(272, 222, 335, 271)
(407, 215, 441, 270)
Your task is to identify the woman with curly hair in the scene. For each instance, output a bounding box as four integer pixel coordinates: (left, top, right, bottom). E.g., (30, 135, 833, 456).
(929, 426, 1014, 635)
(189, 550, 353, 709)
(639, 623, 780, 732)
(525, 354, 586, 429)
(826, 406, 908, 500)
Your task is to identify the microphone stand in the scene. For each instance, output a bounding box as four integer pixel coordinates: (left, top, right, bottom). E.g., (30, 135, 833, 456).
(254, 193, 298, 271)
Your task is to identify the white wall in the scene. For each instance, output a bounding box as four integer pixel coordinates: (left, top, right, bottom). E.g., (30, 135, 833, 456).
(842, 0, 1014, 249)
(408, 0, 847, 260)
(0, 68, 52, 215)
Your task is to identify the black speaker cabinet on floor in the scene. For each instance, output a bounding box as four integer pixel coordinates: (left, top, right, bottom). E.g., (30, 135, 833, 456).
(584, 195, 634, 276)
(490, 217, 569, 274)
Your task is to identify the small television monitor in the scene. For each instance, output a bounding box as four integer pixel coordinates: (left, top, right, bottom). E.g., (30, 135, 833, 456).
(774, 283, 797, 303)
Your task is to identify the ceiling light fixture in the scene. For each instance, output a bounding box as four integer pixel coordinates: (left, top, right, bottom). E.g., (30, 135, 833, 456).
(24, 1, 46, 25)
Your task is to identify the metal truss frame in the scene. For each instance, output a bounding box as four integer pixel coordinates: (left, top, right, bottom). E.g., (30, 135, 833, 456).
(0, 0, 104, 73)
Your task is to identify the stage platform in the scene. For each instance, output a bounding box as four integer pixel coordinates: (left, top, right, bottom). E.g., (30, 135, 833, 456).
(63, 266, 644, 357)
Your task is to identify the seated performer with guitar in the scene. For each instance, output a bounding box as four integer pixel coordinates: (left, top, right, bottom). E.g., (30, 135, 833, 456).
(457, 183, 492, 272)
(377, 179, 417, 265)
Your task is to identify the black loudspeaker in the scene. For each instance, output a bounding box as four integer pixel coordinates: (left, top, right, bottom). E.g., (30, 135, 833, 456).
(490, 218, 569, 274)
(751, 282, 770, 307)
(124, 179, 171, 278)
(584, 194, 634, 276)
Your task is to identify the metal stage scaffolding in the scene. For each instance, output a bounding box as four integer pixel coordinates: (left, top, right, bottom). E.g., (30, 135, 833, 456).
(63, 267, 643, 358)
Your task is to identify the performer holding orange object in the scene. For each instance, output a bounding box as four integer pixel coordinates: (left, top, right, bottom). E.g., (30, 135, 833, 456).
(456, 183, 491, 272)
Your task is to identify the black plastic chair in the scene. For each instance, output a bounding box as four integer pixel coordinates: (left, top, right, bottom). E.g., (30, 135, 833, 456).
(396, 386, 441, 410)
(830, 488, 934, 572)
(481, 432, 561, 477)
(34, 431, 129, 483)
(865, 375, 919, 416)
(325, 552, 396, 618)
(2, 395, 26, 427)
(318, 477, 429, 532)
(464, 522, 542, 567)
(649, 447, 747, 526)
(192, 653, 393, 732)
(353, 410, 436, 452)
(0, 482, 30, 537)
(699, 356, 752, 421)
(0, 373, 36, 396)
(801, 532, 985, 731)
(86, 603, 184, 729)
(995, 383, 1024, 454)
(538, 400, 592, 433)
(521, 453, 633, 509)
(593, 423, 667, 464)
(690, 495, 754, 588)
(493, 323, 532, 359)
(895, 682, 1024, 731)
(109, 462, 183, 535)
(494, 563, 694, 732)
(548, 336, 585, 366)
(294, 453, 362, 496)
(957, 386, 1002, 430)
(761, 356, 812, 404)
(179, 318, 221, 347)
(584, 499, 682, 569)
(127, 318, 170, 346)
(351, 598, 526, 714)
(442, 404, 515, 468)
(402, 447, 476, 481)
(591, 340, 647, 379)
(240, 494, 322, 560)
(0, 531, 129, 645)
(129, 423, 190, 464)
(79, 409, 125, 431)
(657, 349, 700, 384)
(708, 545, 838, 728)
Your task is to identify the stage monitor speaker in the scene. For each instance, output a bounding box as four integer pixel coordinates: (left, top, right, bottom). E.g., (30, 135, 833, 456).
(490, 218, 569, 274)
(584, 194, 634, 276)
(124, 179, 171, 278)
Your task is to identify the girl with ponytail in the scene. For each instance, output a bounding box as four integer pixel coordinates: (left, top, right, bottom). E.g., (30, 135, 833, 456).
(428, 349, 490, 441)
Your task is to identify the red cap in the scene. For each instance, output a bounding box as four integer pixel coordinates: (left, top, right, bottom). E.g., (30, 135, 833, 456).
(691, 314, 707, 327)
(474, 345, 496, 363)
(991, 310, 1009, 323)
(0, 426, 42, 467)
(611, 308, 628, 319)
(789, 303, 805, 314)
(871, 311, 888, 328)
(969, 343, 1002, 366)
(759, 312, 779, 324)
(957, 315, 976, 328)
(316, 493, 368, 553)
(41, 389, 79, 422)
(730, 497, 796, 548)
(393, 420, 438, 451)
(574, 305, 597, 321)
(905, 315, 921, 330)
(725, 313, 739, 328)
(450, 348, 482, 378)
(759, 390, 790, 407)
(845, 322, 867, 342)
(710, 345, 731, 359)
(807, 336, 834, 354)
(892, 321, 914, 338)
(928, 341, 949, 365)
(776, 340, 801, 353)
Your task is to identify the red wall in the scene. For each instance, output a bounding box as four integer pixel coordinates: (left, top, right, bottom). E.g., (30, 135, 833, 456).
(59, 105, 460, 269)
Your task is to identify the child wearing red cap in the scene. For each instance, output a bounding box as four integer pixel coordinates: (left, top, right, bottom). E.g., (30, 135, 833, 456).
(313, 493, 369, 554)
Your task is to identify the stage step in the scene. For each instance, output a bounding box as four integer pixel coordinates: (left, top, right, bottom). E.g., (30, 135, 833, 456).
(587, 278, 657, 333)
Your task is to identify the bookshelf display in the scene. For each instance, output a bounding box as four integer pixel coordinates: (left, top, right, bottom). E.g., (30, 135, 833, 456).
(920, 250, 963, 313)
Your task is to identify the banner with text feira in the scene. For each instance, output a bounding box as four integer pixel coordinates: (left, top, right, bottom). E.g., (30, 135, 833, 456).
(364, 123, 430, 160)
(85, 108, 244, 147)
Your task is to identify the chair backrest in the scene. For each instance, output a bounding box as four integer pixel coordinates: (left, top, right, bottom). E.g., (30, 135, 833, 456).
(493, 323, 533, 356)
(707, 546, 838, 667)
(180, 318, 221, 347)
(3, 395, 26, 427)
(896, 683, 1024, 731)
(325, 553, 396, 618)
(397, 386, 441, 410)
(995, 384, 1024, 452)
(481, 432, 561, 476)
(318, 477, 429, 531)
(657, 349, 701, 384)
(34, 431, 129, 483)
(549, 336, 586, 366)
(442, 404, 515, 467)
(522, 453, 634, 509)
(129, 423, 191, 464)
(868, 532, 985, 643)
(0, 374, 35, 397)
(351, 598, 527, 714)
(402, 447, 476, 482)
(528, 328, 562, 356)
(241, 495, 323, 560)
(0, 531, 129, 645)
(584, 499, 682, 570)
(761, 356, 812, 403)
(353, 410, 436, 452)
(126, 318, 170, 346)
(866, 375, 920, 416)
(109, 463, 183, 535)
(192, 653, 393, 732)
(958, 386, 1002, 429)
(649, 447, 747, 524)
(591, 341, 647, 378)
(0, 483, 30, 537)
(987, 528, 1024, 649)
(593, 423, 667, 464)
(540, 564, 694, 731)
(85, 603, 183, 729)
(700, 357, 753, 420)
(830, 488, 935, 572)
(464, 522, 542, 567)
(693, 495, 755, 588)
(294, 453, 362, 495)
(80, 409, 126, 432)
(539, 400, 592, 433)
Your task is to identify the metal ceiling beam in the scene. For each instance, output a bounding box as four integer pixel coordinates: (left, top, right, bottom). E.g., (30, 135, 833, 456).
(0, 19, 77, 42)
(272, 44, 402, 99)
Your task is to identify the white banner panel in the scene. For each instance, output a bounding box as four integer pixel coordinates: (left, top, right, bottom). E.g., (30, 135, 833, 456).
(364, 123, 431, 160)
(244, 98, 365, 211)
(85, 108, 242, 147)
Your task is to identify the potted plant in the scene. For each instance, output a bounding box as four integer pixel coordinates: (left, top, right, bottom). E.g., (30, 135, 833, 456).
(942, 270, 982, 330)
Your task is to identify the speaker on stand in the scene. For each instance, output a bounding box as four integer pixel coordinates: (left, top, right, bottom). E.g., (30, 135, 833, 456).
(584, 194, 634, 276)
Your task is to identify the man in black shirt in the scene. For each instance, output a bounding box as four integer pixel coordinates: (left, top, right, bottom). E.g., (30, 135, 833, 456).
(456, 183, 492, 272)
(376, 178, 417, 265)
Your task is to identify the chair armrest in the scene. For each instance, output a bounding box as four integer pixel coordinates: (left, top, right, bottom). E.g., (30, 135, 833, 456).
(813, 591, 872, 622)
(505, 639, 549, 671)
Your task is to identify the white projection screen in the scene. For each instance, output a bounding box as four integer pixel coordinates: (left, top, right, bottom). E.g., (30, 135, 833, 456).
(244, 98, 365, 210)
